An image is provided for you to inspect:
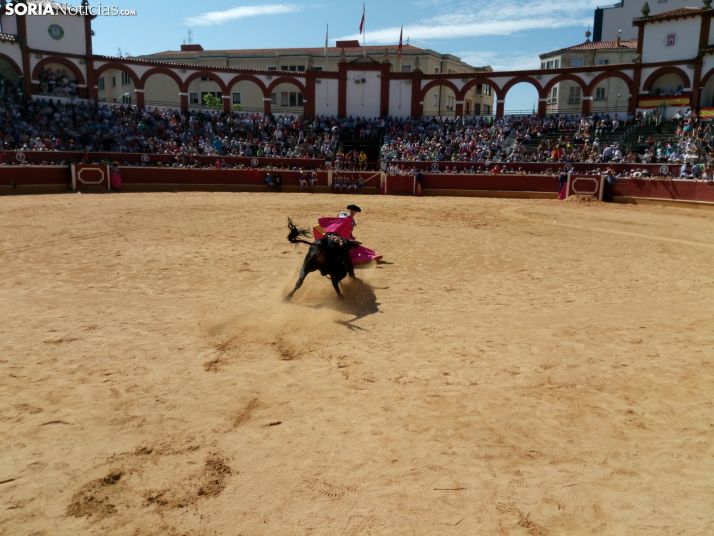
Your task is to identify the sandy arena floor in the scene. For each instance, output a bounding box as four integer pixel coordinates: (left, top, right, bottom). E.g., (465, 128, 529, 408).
(1, 192, 713, 535)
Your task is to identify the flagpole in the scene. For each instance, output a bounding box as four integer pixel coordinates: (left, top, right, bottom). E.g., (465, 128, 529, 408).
(362, 0, 367, 58)
(325, 23, 329, 107)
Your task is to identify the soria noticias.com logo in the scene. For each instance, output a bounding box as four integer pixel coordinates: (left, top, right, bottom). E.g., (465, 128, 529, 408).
(3, 2, 137, 17)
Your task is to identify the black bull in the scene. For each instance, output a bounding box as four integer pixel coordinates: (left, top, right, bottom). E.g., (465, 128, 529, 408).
(285, 218, 359, 300)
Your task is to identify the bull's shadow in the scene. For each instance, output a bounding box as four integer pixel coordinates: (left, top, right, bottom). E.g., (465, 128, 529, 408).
(306, 277, 380, 330)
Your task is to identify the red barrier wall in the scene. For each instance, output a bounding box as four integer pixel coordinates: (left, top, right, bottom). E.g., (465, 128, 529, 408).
(0, 165, 70, 193)
(2, 165, 712, 205)
(613, 178, 714, 203)
(420, 173, 559, 192)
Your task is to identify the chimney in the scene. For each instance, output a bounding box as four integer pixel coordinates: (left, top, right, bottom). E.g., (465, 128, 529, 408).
(181, 44, 204, 52)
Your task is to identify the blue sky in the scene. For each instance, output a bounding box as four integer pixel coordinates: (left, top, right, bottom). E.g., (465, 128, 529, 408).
(91, 0, 603, 112)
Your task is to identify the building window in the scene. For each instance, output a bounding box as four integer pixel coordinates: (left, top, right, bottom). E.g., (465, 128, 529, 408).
(267, 66, 277, 71)
(401, 64, 412, 73)
(554, 59, 560, 68)
(570, 57, 584, 67)
(201, 76, 209, 81)
(232, 92, 241, 104)
(98, 77, 105, 90)
(122, 93, 132, 105)
(279, 91, 303, 107)
(483, 104, 490, 115)
(434, 67, 439, 73)
(190, 92, 199, 104)
(474, 103, 481, 115)
(121, 72, 131, 85)
(568, 86, 581, 104)
(271, 93, 277, 104)
(314, 66, 323, 71)
(548, 86, 558, 104)
(595, 87, 607, 101)
(541, 62, 545, 69)
(112, 76, 116, 87)
(433, 94, 438, 107)
(597, 59, 609, 65)
(483, 85, 491, 96)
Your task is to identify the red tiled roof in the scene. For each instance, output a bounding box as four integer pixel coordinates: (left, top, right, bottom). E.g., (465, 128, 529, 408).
(635, 7, 706, 23)
(146, 44, 424, 57)
(540, 39, 637, 58)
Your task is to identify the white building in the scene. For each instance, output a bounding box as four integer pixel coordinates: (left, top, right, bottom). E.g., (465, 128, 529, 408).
(540, 36, 637, 114)
(594, 0, 693, 41)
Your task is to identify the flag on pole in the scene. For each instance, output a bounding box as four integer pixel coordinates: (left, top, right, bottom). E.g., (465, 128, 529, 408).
(359, 2, 365, 34)
(397, 25, 403, 58)
(324, 23, 329, 59)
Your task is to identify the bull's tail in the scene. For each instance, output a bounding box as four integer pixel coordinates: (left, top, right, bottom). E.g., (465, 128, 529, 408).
(287, 218, 314, 246)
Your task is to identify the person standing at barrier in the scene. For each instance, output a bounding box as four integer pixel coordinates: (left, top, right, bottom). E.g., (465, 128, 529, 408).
(415, 171, 424, 197)
(557, 168, 568, 200)
(110, 164, 122, 191)
(603, 167, 616, 202)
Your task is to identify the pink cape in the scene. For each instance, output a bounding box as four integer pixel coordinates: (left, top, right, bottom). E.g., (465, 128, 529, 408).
(314, 216, 382, 265)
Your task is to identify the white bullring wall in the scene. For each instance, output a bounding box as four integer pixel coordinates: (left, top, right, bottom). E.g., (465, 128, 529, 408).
(346, 70, 380, 118)
(388, 80, 412, 118)
(642, 18, 701, 64)
(314, 78, 338, 117)
(25, 13, 86, 55)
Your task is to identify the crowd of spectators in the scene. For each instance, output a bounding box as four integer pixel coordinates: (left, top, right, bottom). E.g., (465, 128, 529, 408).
(2, 72, 714, 181)
(38, 68, 79, 98)
(0, 80, 343, 161)
(378, 112, 714, 174)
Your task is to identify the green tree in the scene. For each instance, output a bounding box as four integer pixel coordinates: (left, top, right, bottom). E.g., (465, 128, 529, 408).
(202, 93, 222, 110)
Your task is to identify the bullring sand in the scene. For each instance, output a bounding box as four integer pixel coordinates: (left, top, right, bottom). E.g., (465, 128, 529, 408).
(1, 192, 713, 535)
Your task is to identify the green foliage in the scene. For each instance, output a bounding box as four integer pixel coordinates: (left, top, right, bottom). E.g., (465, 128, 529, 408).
(202, 93, 222, 110)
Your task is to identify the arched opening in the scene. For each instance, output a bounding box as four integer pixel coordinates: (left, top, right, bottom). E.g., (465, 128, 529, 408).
(186, 77, 224, 111)
(422, 82, 457, 117)
(96, 65, 137, 105)
(35, 61, 81, 98)
(461, 79, 498, 117)
(543, 76, 586, 116)
(644, 68, 689, 97)
(699, 72, 714, 109)
(226, 78, 266, 113)
(589, 75, 630, 116)
(0, 55, 20, 84)
(268, 80, 305, 115)
(503, 81, 539, 117)
(142, 71, 182, 109)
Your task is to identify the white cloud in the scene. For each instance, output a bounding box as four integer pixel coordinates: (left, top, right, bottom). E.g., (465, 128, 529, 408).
(338, 0, 597, 43)
(339, 17, 592, 44)
(458, 51, 540, 72)
(185, 4, 300, 27)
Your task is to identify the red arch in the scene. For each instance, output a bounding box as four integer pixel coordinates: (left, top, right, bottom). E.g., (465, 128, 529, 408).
(420, 79, 459, 101)
(642, 66, 691, 92)
(266, 76, 305, 95)
(182, 71, 228, 93)
(32, 56, 85, 85)
(500, 76, 543, 99)
(94, 62, 141, 88)
(543, 74, 587, 94)
(586, 70, 634, 96)
(460, 78, 500, 100)
(226, 74, 267, 94)
(699, 68, 714, 90)
(139, 67, 184, 89)
(0, 53, 22, 77)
